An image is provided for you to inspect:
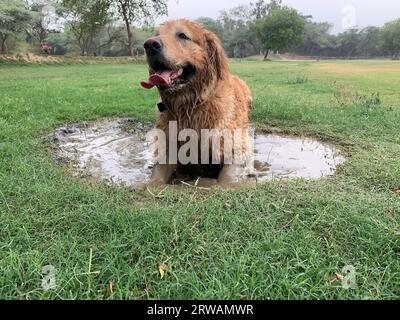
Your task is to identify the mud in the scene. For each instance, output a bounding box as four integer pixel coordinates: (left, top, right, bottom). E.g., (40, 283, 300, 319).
(52, 118, 345, 188)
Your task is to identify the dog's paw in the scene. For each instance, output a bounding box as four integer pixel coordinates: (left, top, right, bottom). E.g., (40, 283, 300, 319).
(217, 164, 257, 189)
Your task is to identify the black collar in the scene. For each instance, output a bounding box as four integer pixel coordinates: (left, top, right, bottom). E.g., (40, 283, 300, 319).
(157, 102, 168, 113)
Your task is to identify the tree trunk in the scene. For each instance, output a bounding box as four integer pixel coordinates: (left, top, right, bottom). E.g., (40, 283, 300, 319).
(79, 40, 85, 56)
(263, 48, 270, 61)
(120, 1, 134, 57)
(125, 22, 134, 57)
(128, 31, 134, 57)
(80, 35, 92, 56)
(0, 34, 8, 54)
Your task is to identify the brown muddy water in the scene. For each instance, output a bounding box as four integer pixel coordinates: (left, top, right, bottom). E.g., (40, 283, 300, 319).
(51, 118, 345, 188)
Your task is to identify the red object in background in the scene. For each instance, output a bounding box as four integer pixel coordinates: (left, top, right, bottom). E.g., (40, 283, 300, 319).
(41, 44, 53, 55)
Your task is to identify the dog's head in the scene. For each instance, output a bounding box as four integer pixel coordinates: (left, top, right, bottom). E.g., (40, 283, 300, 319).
(141, 19, 228, 94)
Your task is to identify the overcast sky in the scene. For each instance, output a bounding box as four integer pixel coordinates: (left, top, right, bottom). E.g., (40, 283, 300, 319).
(160, 0, 400, 33)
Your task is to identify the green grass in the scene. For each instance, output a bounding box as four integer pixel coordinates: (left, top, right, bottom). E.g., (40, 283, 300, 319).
(0, 60, 399, 300)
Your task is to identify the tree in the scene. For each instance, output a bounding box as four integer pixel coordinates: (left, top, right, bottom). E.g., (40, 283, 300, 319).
(218, 6, 261, 58)
(26, 0, 61, 45)
(248, 0, 283, 21)
(90, 23, 127, 55)
(0, 0, 34, 54)
(219, 5, 251, 31)
(109, 0, 167, 56)
(382, 19, 400, 59)
(224, 24, 260, 58)
(60, 0, 110, 55)
(254, 4, 306, 60)
(266, 0, 282, 11)
(46, 29, 70, 55)
(358, 26, 384, 58)
(197, 17, 224, 40)
(296, 21, 334, 56)
(249, 0, 268, 20)
(336, 28, 361, 58)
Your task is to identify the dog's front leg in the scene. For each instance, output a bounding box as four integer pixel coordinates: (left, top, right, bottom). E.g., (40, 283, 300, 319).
(218, 164, 244, 186)
(149, 164, 177, 187)
(218, 164, 256, 188)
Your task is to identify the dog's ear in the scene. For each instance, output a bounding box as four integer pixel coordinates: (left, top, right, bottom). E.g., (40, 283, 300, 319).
(205, 31, 228, 80)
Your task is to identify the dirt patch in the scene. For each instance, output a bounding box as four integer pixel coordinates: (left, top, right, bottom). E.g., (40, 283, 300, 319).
(51, 118, 345, 188)
(317, 63, 400, 74)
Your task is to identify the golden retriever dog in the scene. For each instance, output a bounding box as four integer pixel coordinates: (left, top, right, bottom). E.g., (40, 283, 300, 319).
(141, 19, 252, 187)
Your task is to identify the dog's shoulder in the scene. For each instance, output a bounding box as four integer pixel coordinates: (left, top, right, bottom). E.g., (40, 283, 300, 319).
(228, 74, 252, 111)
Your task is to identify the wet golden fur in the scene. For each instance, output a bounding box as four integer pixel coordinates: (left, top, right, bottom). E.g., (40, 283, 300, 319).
(147, 19, 252, 170)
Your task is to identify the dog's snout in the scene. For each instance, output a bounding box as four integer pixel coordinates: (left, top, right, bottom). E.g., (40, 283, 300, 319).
(144, 38, 163, 55)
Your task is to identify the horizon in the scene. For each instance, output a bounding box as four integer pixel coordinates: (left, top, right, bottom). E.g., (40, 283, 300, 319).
(159, 0, 400, 33)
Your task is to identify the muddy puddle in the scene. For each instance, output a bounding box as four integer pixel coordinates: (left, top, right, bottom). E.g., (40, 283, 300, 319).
(52, 118, 345, 188)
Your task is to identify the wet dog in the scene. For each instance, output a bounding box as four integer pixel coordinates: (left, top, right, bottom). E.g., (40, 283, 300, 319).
(141, 19, 252, 187)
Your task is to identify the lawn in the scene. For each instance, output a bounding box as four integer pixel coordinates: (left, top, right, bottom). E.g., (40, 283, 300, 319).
(0, 59, 399, 300)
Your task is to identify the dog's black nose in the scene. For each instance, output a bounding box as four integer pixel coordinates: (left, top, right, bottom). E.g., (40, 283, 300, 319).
(144, 38, 163, 55)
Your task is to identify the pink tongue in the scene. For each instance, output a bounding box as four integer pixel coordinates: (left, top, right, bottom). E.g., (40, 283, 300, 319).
(141, 71, 175, 89)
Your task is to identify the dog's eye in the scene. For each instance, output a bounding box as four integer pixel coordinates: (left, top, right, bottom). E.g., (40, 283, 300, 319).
(177, 32, 190, 41)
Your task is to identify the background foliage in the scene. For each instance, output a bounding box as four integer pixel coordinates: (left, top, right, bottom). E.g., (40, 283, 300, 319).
(1, 0, 399, 59)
